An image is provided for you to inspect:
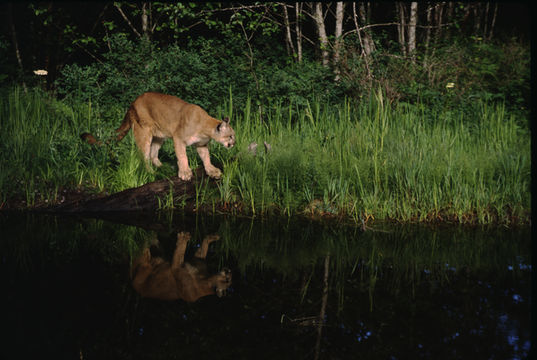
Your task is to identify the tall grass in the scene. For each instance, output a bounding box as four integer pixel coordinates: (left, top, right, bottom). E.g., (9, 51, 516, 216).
(213, 89, 530, 224)
(0, 87, 153, 206)
(0, 87, 530, 224)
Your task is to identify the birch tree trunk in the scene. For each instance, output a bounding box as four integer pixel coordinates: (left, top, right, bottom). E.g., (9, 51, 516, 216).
(313, 2, 330, 67)
(407, 2, 418, 60)
(333, 2, 345, 80)
(141, 2, 150, 41)
(295, 2, 303, 63)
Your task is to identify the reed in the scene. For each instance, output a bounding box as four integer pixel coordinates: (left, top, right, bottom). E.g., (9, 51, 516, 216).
(0, 87, 530, 224)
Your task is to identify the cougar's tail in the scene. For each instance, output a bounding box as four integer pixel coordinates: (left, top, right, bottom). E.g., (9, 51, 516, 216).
(115, 105, 136, 142)
(80, 132, 102, 145)
(81, 105, 136, 146)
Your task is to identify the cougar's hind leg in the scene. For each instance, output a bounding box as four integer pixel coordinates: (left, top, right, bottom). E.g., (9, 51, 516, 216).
(150, 137, 165, 167)
(132, 123, 153, 170)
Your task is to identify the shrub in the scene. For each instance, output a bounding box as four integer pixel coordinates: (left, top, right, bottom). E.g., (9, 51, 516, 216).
(338, 35, 530, 115)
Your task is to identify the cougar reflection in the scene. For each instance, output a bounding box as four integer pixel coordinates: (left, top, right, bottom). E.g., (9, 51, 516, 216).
(131, 232, 232, 302)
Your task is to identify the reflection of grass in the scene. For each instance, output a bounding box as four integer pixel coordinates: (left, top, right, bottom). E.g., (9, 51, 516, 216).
(1, 213, 530, 313)
(218, 217, 530, 276)
(217, 217, 530, 309)
(1, 87, 530, 224)
(0, 213, 153, 273)
(8, 212, 528, 280)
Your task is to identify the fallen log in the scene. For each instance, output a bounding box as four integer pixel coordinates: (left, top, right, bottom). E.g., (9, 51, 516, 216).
(51, 167, 212, 213)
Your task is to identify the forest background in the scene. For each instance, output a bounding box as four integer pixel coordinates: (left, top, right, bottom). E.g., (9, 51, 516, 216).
(0, 2, 531, 224)
(2, 2, 531, 111)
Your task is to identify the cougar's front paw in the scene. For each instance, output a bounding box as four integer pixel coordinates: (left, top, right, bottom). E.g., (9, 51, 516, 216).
(152, 158, 163, 167)
(205, 166, 222, 179)
(177, 232, 191, 242)
(205, 234, 220, 243)
(178, 168, 193, 181)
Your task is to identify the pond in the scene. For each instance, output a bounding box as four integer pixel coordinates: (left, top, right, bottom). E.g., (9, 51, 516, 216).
(1, 212, 531, 359)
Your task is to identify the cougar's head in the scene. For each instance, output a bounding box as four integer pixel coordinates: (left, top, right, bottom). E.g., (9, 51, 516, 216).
(214, 117, 235, 149)
(215, 267, 232, 297)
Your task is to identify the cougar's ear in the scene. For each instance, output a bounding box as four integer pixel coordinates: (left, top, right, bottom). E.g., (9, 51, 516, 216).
(216, 120, 228, 133)
(223, 117, 230, 123)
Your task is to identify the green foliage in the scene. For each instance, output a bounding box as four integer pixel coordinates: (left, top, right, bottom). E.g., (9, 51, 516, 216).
(259, 60, 338, 106)
(56, 35, 244, 111)
(338, 35, 530, 115)
(55, 35, 342, 113)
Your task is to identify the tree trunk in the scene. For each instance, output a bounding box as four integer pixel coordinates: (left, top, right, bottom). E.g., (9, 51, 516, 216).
(141, 2, 150, 41)
(397, 2, 407, 56)
(423, 3, 433, 69)
(295, 2, 303, 63)
(434, 2, 444, 42)
(313, 2, 329, 67)
(114, 3, 142, 39)
(473, 3, 482, 36)
(358, 3, 375, 56)
(488, 3, 498, 41)
(6, 3, 27, 92)
(283, 4, 296, 58)
(424, 3, 433, 53)
(446, 1, 454, 38)
(483, 2, 490, 39)
(407, 2, 418, 59)
(333, 2, 345, 80)
(352, 3, 372, 80)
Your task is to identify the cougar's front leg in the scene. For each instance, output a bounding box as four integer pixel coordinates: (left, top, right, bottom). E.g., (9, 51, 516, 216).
(196, 146, 222, 179)
(173, 138, 193, 181)
(195, 234, 220, 259)
(172, 232, 190, 270)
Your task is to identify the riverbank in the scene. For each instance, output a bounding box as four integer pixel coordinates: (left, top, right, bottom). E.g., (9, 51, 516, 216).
(0, 88, 530, 225)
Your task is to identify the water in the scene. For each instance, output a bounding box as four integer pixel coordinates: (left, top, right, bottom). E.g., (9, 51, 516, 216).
(1, 212, 531, 359)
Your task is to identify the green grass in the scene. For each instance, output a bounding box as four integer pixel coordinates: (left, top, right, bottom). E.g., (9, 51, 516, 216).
(0, 87, 530, 224)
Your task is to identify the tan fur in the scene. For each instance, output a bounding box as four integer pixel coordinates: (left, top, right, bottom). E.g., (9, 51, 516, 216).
(116, 92, 235, 181)
(131, 232, 232, 302)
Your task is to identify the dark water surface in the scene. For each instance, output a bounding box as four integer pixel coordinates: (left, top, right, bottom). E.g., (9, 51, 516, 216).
(1, 212, 531, 359)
